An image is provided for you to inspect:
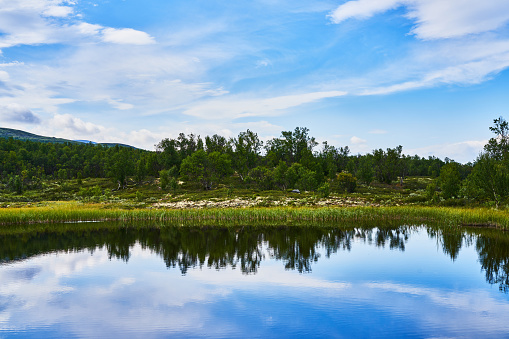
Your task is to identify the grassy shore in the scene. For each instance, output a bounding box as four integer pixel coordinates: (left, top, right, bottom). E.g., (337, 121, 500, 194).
(0, 202, 508, 230)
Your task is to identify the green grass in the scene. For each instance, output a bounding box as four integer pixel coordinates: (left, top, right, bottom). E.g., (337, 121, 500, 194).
(0, 203, 508, 231)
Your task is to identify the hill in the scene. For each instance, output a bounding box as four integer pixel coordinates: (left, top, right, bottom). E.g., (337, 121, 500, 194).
(0, 127, 136, 148)
(0, 127, 74, 144)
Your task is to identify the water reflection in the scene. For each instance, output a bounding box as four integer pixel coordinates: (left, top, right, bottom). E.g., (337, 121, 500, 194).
(1, 224, 508, 291)
(1, 224, 509, 338)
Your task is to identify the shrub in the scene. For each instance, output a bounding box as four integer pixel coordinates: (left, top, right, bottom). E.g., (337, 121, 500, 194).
(317, 182, 331, 198)
(336, 172, 357, 193)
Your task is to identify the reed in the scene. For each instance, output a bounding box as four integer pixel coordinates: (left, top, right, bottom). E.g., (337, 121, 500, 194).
(0, 203, 508, 230)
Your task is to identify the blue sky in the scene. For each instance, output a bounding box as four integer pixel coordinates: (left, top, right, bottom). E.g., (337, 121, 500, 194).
(1, 0, 509, 163)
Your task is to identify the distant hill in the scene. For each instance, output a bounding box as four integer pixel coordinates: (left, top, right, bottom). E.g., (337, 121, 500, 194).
(0, 127, 137, 148)
(0, 127, 74, 144)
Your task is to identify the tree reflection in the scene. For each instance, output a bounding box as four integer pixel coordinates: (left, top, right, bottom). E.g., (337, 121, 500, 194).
(476, 230, 509, 293)
(427, 228, 475, 261)
(1, 224, 509, 291)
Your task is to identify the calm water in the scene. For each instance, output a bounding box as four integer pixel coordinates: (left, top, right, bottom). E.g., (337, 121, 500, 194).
(1, 224, 509, 338)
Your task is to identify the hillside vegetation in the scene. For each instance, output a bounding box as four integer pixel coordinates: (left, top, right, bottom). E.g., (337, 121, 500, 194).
(0, 118, 507, 209)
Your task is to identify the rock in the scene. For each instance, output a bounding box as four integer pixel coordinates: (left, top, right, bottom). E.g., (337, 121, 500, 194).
(291, 189, 300, 194)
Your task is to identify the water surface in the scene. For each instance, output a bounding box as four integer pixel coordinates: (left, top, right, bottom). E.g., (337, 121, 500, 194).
(1, 224, 508, 338)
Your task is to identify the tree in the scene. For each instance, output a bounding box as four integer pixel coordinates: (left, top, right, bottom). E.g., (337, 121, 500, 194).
(356, 154, 374, 185)
(205, 134, 231, 154)
(135, 157, 147, 183)
(180, 149, 207, 189)
(207, 151, 233, 187)
(232, 130, 262, 181)
(179, 150, 232, 189)
(438, 162, 461, 199)
(247, 166, 274, 190)
(156, 138, 180, 169)
(485, 116, 509, 160)
(295, 167, 317, 191)
(159, 167, 178, 191)
(466, 153, 509, 206)
(265, 127, 318, 164)
(465, 117, 509, 206)
(108, 149, 133, 189)
(273, 161, 289, 190)
(373, 146, 402, 184)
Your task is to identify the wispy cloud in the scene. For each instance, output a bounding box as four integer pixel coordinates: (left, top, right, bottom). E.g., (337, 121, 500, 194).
(183, 91, 347, 120)
(369, 129, 387, 134)
(329, 0, 402, 24)
(0, 1, 155, 49)
(329, 0, 509, 40)
(326, 0, 509, 99)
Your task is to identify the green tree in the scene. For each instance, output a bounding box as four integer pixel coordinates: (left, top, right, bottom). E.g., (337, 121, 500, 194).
(232, 130, 262, 181)
(466, 153, 509, 206)
(438, 162, 461, 199)
(108, 149, 133, 189)
(135, 157, 147, 183)
(373, 146, 402, 184)
(356, 154, 374, 185)
(295, 167, 317, 191)
(180, 149, 207, 189)
(484, 116, 509, 160)
(273, 161, 289, 190)
(247, 166, 274, 190)
(465, 117, 509, 206)
(180, 150, 232, 189)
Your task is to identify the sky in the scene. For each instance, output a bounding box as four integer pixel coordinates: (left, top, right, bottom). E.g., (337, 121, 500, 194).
(0, 0, 509, 163)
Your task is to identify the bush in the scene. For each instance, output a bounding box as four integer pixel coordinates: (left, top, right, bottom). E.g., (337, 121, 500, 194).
(317, 182, 331, 198)
(425, 181, 440, 203)
(136, 191, 144, 202)
(336, 172, 357, 193)
(78, 185, 102, 198)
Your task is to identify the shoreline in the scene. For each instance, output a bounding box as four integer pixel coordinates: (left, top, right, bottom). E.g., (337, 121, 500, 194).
(0, 203, 507, 232)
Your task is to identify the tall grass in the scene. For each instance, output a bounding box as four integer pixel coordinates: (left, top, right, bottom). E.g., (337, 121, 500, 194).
(1, 203, 508, 230)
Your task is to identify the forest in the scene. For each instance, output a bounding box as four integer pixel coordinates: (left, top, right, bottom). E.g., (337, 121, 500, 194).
(0, 117, 508, 207)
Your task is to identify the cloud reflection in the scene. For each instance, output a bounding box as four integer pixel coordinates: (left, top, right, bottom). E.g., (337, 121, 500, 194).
(1, 227, 509, 337)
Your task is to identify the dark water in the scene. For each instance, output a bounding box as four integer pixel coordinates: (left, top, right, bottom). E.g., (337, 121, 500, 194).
(1, 224, 509, 338)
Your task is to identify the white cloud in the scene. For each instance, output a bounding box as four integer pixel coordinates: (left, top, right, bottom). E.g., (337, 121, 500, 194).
(42, 5, 73, 18)
(327, 1, 509, 98)
(0, 103, 40, 124)
(101, 28, 155, 45)
(0, 70, 9, 82)
(349, 135, 369, 153)
(406, 140, 487, 163)
(406, 0, 509, 40)
(183, 91, 347, 120)
(328, 0, 402, 24)
(356, 36, 509, 95)
(75, 22, 102, 36)
(350, 135, 367, 145)
(0, 2, 155, 49)
(256, 59, 272, 68)
(51, 114, 104, 135)
(106, 98, 134, 110)
(329, 0, 509, 40)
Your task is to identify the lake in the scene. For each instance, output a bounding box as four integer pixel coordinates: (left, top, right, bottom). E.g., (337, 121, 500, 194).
(1, 224, 508, 338)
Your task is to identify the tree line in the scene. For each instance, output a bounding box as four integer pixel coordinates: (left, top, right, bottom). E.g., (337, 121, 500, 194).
(1, 118, 508, 205)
